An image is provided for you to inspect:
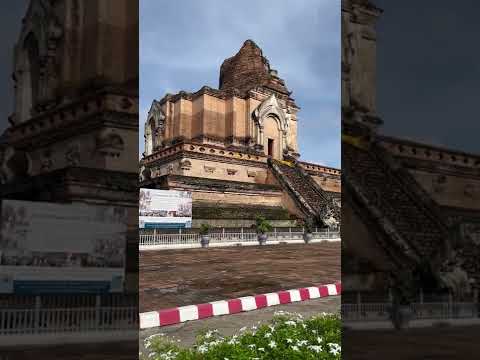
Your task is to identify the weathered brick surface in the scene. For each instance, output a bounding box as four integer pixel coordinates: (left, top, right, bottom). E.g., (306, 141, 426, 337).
(219, 39, 290, 96)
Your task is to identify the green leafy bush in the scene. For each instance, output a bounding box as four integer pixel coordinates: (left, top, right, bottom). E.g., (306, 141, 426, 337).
(199, 223, 211, 236)
(255, 215, 273, 235)
(142, 312, 341, 360)
(303, 218, 314, 233)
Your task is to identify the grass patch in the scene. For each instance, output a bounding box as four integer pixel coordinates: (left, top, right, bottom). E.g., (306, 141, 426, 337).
(142, 312, 341, 359)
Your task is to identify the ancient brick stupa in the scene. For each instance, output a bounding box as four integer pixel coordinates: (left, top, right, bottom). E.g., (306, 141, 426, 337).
(140, 40, 341, 228)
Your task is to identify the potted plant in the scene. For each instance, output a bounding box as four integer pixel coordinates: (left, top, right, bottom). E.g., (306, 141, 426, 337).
(303, 218, 314, 244)
(389, 271, 415, 330)
(255, 215, 273, 245)
(199, 223, 211, 248)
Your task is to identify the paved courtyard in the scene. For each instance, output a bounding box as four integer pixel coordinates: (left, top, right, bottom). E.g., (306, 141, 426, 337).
(140, 242, 340, 312)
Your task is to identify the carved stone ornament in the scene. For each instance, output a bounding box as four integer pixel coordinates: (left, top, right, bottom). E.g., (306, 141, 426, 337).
(226, 168, 238, 175)
(41, 148, 53, 171)
(204, 166, 215, 174)
(253, 94, 288, 131)
(179, 159, 192, 171)
(144, 100, 166, 156)
(432, 175, 447, 194)
(65, 144, 80, 166)
(96, 130, 124, 158)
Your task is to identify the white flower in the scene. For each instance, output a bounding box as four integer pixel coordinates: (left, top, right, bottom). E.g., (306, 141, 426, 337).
(291, 345, 299, 351)
(268, 340, 277, 349)
(296, 340, 308, 346)
(264, 332, 272, 338)
(247, 344, 256, 349)
(317, 336, 323, 343)
(258, 347, 265, 352)
(285, 320, 296, 326)
(286, 338, 293, 343)
(312, 329, 317, 334)
(328, 343, 341, 356)
(308, 345, 323, 353)
(239, 326, 247, 332)
(198, 344, 208, 353)
(204, 331, 213, 339)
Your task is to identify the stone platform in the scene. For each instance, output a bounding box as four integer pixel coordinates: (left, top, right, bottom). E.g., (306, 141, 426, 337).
(140, 242, 340, 312)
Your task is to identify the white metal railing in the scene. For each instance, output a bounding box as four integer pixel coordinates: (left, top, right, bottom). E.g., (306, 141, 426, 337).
(139, 228, 340, 247)
(342, 302, 478, 321)
(140, 233, 199, 246)
(411, 302, 477, 319)
(0, 306, 137, 336)
(341, 303, 390, 321)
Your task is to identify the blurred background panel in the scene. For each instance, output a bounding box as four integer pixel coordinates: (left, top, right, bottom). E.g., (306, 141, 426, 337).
(0, 0, 139, 358)
(342, 0, 480, 358)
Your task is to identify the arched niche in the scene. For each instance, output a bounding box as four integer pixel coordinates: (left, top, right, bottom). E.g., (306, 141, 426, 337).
(252, 94, 289, 159)
(144, 100, 165, 156)
(263, 114, 283, 159)
(12, 0, 62, 124)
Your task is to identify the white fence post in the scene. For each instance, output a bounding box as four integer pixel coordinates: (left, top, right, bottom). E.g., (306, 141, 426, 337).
(96, 295, 101, 328)
(448, 292, 453, 318)
(35, 296, 41, 332)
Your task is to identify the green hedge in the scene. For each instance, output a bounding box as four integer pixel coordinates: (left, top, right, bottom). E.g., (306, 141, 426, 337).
(193, 205, 292, 220)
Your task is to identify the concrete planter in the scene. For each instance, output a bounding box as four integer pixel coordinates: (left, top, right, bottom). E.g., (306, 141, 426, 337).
(390, 305, 413, 330)
(257, 233, 268, 245)
(200, 235, 210, 248)
(303, 232, 313, 244)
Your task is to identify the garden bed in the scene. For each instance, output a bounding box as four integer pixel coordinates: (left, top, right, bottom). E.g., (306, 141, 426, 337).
(141, 312, 341, 359)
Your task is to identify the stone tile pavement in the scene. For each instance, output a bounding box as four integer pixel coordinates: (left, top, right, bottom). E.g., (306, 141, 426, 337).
(140, 242, 340, 312)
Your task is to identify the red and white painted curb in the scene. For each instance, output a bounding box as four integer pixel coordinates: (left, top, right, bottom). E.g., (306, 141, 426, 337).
(140, 282, 341, 329)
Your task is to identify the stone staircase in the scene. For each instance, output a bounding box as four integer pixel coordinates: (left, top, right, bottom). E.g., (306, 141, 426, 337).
(343, 141, 450, 267)
(269, 158, 340, 227)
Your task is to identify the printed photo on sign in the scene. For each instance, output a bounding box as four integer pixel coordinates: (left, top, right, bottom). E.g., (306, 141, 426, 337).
(0, 200, 127, 294)
(139, 189, 192, 229)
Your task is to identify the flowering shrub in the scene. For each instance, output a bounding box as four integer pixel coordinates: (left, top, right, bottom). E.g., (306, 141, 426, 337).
(142, 312, 341, 359)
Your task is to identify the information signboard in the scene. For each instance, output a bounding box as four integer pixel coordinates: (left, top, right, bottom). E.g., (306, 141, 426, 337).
(139, 189, 192, 229)
(0, 200, 127, 294)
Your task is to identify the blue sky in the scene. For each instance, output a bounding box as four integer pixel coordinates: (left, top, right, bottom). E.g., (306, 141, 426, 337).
(140, 0, 340, 168)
